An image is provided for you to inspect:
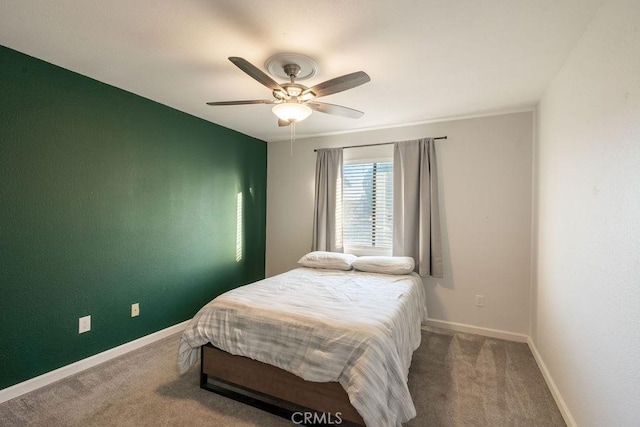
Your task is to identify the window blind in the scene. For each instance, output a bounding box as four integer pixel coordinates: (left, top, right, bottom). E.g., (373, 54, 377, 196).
(342, 161, 393, 249)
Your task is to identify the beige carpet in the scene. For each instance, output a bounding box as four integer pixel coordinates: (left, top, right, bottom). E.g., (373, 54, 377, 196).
(0, 328, 565, 426)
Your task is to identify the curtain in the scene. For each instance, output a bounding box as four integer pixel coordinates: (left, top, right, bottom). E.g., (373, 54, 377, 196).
(393, 138, 443, 277)
(312, 148, 343, 252)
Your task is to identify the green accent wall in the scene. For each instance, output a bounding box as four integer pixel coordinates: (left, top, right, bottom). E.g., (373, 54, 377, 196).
(0, 46, 267, 389)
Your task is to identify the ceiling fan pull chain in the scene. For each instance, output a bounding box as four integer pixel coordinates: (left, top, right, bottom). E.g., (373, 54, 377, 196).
(290, 121, 295, 156)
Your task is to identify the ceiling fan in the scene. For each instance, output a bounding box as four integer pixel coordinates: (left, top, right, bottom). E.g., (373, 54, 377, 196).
(206, 54, 371, 127)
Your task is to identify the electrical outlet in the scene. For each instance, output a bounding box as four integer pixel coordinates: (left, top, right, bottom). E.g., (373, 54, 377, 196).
(475, 295, 484, 307)
(79, 315, 91, 333)
(131, 303, 139, 317)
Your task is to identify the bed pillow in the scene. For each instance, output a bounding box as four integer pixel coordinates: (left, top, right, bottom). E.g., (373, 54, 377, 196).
(297, 251, 358, 271)
(352, 256, 415, 275)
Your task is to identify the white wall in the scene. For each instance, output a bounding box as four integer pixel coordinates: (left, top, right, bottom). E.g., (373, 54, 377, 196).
(267, 112, 533, 335)
(532, 0, 640, 425)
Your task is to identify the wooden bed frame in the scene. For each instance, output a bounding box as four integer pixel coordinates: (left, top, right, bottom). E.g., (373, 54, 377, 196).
(200, 343, 365, 426)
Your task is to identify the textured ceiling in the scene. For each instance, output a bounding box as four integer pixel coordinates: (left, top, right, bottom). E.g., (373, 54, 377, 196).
(0, 0, 601, 142)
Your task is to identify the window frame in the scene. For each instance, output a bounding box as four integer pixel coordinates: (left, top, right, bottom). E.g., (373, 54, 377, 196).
(342, 156, 393, 257)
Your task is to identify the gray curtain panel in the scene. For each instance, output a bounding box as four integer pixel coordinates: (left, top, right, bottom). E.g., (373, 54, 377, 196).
(312, 148, 344, 252)
(393, 138, 443, 277)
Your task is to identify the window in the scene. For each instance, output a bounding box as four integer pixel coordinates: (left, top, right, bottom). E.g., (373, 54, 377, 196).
(342, 161, 393, 255)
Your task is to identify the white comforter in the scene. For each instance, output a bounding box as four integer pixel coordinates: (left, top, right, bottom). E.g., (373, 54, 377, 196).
(177, 267, 427, 427)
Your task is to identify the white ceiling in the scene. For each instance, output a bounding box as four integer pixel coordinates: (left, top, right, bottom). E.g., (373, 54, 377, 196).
(0, 0, 601, 142)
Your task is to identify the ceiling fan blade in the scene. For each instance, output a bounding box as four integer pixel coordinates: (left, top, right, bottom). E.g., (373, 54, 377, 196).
(302, 71, 370, 98)
(228, 57, 285, 94)
(278, 119, 291, 127)
(307, 102, 364, 119)
(206, 100, 276, 106)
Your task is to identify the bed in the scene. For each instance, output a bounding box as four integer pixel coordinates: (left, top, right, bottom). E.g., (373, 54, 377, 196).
(178, 264, 427, 427)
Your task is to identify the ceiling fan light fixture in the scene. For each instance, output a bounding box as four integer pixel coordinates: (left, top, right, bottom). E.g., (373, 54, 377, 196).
(272, 102, 312, 123)
(207, 56, 371, 128)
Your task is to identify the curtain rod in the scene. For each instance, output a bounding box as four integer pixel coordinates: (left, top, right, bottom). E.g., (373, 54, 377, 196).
(313, 136, 447, 152)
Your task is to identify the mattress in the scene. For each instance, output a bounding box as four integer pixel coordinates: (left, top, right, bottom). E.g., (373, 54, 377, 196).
(178, 267, 427, 427)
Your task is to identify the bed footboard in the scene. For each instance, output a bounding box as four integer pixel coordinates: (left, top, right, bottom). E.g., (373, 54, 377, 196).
(200, 344, 365, 426)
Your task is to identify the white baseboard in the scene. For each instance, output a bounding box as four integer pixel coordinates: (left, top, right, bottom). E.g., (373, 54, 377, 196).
(527, 337, 576, 427)
(424, 318, 529, 343)
(0, 320, 189, 404)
